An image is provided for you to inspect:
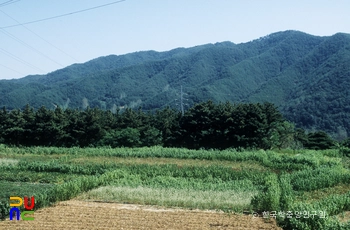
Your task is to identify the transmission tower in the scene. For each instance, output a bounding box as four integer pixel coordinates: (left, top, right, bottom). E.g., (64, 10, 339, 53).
(180, 85, 184, 116)
(175, 85, 187, 116)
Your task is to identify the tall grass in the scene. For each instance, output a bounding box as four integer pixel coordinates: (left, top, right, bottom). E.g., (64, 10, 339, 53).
(0, 145, 342, 170)
(290, 166, 350, 191)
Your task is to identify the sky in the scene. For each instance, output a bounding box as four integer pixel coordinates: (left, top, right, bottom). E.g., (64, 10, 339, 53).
(0, 0, 349, 80)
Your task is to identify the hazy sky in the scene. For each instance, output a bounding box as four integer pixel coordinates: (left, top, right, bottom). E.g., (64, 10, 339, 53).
(0, 0, 349, 80)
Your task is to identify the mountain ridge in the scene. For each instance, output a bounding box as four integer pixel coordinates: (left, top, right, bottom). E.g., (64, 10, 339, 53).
(1, 30, 349, 137)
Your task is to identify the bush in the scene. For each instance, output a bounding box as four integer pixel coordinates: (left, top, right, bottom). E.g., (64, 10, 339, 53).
(0, 201, 10, 220)
(279, 173, 293, 211)
(339, 147, 350, 157)
(251, 174, 281, 212)
(278, 191, 350, 229)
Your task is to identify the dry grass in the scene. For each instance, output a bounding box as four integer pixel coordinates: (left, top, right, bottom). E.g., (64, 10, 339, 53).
(76, 185, 257, 211)
(0, 153, 64, 162)
(0, 200, 282, 229)
(70, 156, 268, 171)
(336, 211, 350, 223)
(0, 158, 18, 166)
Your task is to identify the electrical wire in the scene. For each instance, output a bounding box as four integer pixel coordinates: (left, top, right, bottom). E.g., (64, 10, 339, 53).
(0, 0, 20, 8)
(0, 0, 126, 29)
(0, 28, 64, 67)
(0, 9, 79, 62)
(0, 62, 24, 75)
(0, 47, 44, 72)
(0, 0, 127, 78)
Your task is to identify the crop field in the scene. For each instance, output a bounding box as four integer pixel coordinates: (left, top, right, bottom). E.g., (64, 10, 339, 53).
(0, 200, 281, 230)
(0, 145, 350, 229)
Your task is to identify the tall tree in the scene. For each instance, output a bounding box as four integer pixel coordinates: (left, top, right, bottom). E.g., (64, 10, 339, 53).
(305, 131, 335, 150)
(178, 100, 216, 149)
(1, 108, 25, 145)
(33, 106, 56, 146)
(154, 107, 181, 147)
(21, 104, 36, 146)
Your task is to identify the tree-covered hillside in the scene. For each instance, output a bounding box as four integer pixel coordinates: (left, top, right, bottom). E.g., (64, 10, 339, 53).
(0, 30, 349, 137)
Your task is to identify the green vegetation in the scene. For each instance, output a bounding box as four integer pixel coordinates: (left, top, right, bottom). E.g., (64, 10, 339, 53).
(1, 31, 350, 137)
(0, 100, 343, 151)
(0, 146, 349, 229)
(1, 30, 350, 229)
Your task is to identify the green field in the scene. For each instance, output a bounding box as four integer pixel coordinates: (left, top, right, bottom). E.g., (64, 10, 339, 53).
(1, 145, 350, 229)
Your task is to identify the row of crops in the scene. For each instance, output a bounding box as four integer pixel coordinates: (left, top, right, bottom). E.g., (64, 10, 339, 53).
(0, 145, 350, 229)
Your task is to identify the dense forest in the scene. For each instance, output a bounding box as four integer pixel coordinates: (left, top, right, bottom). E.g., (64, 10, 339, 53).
(1, 30, 350, 137)
(0, 101, 345, 151)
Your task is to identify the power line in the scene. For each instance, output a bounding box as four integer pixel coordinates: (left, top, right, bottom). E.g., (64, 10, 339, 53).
(0, 62, 24, 75)
(0, 9, 79, 62)
(0, 0, 20, 8)
(0, 0, 127, 29)
(0, 28, 64, 67)
(0, 47, 44, 72)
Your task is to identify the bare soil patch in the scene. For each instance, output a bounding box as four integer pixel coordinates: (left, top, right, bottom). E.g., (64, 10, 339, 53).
(337, 211, 350, 223)
(0, 200, 281, 229)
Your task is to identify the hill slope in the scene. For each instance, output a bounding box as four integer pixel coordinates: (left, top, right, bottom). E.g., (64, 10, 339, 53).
(0, 30, 349, 136)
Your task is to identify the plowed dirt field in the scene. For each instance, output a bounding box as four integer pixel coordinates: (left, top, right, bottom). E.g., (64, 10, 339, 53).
(0, 200, 281, 229)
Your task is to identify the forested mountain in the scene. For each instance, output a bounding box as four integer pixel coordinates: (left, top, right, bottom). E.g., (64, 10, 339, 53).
(0, 30, 349, 137)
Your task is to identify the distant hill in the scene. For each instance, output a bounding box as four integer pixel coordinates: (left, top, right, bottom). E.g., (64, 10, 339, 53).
(1, 30, 349, 138)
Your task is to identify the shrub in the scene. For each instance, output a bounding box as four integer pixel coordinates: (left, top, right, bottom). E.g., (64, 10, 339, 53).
(251, 174, 281, 212)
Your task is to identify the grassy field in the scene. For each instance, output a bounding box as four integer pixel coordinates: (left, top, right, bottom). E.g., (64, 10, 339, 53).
(0, 145, 349, 229)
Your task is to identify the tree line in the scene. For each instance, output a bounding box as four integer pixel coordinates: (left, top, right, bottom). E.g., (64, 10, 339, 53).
(0, 101, 344, 150)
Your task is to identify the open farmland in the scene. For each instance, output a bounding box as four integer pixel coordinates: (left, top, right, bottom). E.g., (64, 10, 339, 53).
(0, 200, 281, 230)
(1, 145, 350, 229)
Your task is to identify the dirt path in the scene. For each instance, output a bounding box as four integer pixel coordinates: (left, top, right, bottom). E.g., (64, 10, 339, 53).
(1, 200, 281, 229)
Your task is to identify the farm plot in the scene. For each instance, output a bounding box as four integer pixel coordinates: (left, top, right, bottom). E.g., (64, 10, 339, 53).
(0, 146, 350, 229)
(0, 200, 281, 230)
